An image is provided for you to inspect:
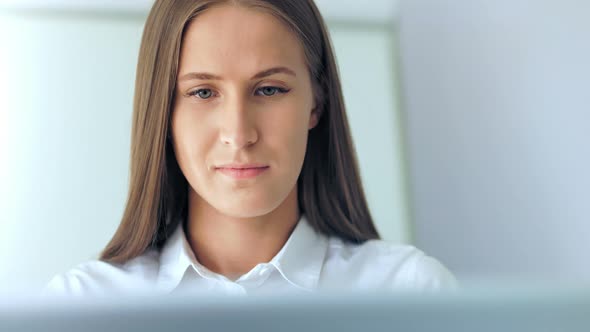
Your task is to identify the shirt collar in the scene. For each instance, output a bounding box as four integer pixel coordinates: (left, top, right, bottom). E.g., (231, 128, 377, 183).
(269, 214, 329, 291)
(155, 214, 329, 294)
(155, 219, 199, 294)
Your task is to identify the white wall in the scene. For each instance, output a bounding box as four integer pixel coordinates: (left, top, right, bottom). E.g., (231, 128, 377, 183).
(0, 6, 406, 294)
(0, 11, 144, 294)
(399, 0, 590, 283)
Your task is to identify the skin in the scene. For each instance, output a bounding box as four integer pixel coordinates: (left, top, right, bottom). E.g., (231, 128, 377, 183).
(171, 4, 319, 280)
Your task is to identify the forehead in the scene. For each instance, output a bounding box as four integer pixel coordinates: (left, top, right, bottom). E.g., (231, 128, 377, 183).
(179, 4, 307, 75)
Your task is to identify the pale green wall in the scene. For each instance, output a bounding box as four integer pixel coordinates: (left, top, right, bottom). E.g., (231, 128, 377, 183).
(328, 24, 410, 244)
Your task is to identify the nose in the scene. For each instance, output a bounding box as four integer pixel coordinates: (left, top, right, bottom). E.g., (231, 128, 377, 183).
(218, 96, 258, 149)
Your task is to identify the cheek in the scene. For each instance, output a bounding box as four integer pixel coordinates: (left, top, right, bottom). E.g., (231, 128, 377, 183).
(171, 108, 215, 177)
(262, 104, 310, 160)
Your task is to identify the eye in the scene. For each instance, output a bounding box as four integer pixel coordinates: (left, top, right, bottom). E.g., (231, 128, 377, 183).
(188, 88, 216, 99)
(255, 86, 290, 97)
(187, 86, 290, 100)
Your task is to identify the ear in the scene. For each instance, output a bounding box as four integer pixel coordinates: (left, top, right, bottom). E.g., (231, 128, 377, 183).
(308, 103, 321, 130)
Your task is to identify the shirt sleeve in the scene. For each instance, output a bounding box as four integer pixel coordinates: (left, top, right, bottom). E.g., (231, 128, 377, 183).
(410, 254, 459, 291)
(40, 260, 115, 298)
(41, 269, 98, 298)
(40, 256, 161, 298)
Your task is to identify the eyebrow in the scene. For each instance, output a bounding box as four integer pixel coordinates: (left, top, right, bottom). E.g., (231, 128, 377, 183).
(178, 66, 297, 82)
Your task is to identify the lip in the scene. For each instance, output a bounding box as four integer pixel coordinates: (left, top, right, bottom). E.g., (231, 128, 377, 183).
(216, 163, 269, 169)
(215, 165, 270, 179)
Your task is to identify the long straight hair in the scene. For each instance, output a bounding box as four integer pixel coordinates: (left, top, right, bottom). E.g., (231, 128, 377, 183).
(100, 0, 380, 264)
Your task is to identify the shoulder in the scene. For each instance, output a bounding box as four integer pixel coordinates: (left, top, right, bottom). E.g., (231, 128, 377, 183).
(42, 249, 160, 298)
(321, 238, 458, 292)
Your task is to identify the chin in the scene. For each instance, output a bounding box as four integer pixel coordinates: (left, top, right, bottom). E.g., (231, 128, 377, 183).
(212, 196, 281, 219)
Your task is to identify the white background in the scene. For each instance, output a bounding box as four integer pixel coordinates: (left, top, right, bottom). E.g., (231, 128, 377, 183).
(399, 0, 590, 284)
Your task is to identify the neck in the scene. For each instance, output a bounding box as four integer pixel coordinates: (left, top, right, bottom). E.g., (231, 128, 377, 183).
(185, 187, 300, 280)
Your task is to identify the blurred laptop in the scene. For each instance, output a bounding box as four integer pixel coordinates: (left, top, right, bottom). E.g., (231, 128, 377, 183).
(2, 288, 590, 332)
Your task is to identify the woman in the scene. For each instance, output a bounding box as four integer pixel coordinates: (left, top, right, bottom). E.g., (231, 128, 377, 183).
(45, 0, 456, 296)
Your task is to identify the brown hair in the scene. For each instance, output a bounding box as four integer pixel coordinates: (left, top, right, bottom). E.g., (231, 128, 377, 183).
(100, 0, 380, 264)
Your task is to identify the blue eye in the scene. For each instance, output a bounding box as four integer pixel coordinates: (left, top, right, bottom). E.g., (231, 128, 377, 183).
(255, 86, 290, 97)
(189, 89, 215, 99)
(187, 86, 290, 100)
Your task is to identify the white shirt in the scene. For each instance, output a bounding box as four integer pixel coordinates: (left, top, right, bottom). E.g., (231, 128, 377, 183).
(44, 215, 457, 297)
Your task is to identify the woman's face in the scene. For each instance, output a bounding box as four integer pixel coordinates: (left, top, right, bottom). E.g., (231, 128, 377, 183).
(171, 4, 318, 218)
